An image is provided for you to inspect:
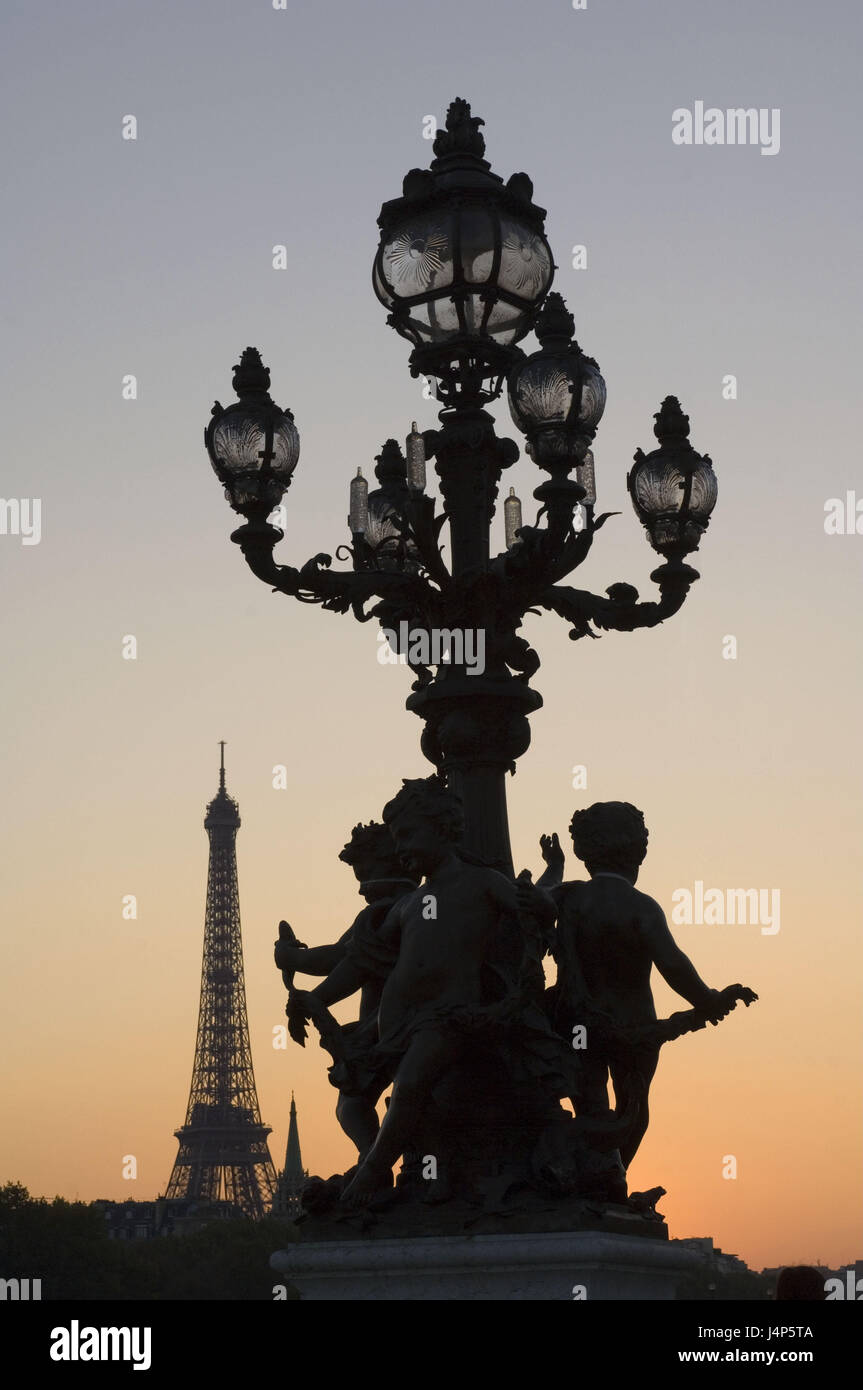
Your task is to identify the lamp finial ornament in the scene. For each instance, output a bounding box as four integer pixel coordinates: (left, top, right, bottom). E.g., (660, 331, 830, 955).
(653, 395, 690, 444)
(231, 347, 271, 398)
(433, 98, 486, 160)
(535, 292, 576, 350)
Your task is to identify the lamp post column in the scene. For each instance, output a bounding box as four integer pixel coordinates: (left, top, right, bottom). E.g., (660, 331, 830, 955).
(407, 405, 538, 876)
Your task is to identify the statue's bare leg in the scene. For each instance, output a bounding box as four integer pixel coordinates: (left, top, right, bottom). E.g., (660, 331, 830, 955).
(340, 1029, 462, 1209)
(336, 1091, 381, 1158)
(613, 1052, 658, 1169)
(571, 1053, 613, 1121)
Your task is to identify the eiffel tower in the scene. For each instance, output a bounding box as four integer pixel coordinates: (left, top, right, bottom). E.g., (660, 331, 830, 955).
(166, 745, 277, 1218)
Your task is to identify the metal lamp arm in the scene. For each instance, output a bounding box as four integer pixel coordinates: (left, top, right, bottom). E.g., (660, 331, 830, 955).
(541, 559, 699, 641)
(232, 519, 438, 620)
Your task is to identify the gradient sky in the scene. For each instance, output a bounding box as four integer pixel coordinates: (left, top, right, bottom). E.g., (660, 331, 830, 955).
(1, 0, 861, 1272)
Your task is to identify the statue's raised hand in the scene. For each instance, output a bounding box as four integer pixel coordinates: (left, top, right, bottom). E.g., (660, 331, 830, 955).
(540, 832, 564, 875)
(274, 919, 307, 973)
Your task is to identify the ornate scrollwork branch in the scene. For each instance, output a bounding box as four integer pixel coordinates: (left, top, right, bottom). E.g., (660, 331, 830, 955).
(231, 520, 440, 624)
(540, 560, 700, 641)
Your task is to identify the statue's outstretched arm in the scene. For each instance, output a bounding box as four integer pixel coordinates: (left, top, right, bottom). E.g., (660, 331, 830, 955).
(278, 941, 347, 977)
(275, 918, 355, 981)
(310, 956, 368, 1009)
(642, 902, 715, 1008)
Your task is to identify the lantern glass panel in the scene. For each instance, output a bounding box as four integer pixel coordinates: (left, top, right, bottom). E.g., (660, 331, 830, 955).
(498, 219, 553, 300)
(366, 499, 400, 550)
(373, 258, 394, 308)
(426, 294, 461, 342)
(689, 463, 718, 518)
(485, 296, 530, 344)
(632, 460, 686, 515)
(211, 408, 298, 480)
(382, 216, 453, 299)
(633, 459, 717, 522)
(366, 496, 421, 572)
(578, 368, 607, 429)
(510, 359, 573, 424)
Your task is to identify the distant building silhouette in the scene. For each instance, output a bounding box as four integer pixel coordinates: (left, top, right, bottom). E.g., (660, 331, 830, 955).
(165, 746, 277, 1218)
(94, 1197, 243, 1239)
(763, 1260, 862, 1300)
(271, 1093, 308, 1217)
(679, 1236, 749, 1276)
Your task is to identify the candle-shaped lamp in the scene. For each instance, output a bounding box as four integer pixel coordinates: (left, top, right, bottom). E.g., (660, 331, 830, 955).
(349, 467, 369, 535)
(576, 448, 596, 505)
(504, 486, 523, 549)
(406, 421, 427, 493)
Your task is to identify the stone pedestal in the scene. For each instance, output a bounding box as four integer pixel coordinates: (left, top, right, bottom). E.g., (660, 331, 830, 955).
(271, 1230, 703, 1301)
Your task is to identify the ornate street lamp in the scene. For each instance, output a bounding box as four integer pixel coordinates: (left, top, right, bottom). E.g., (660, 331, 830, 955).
(373, 97, 553, 406)
(628, 395, 718, 560)
(507, 292, 606, 474)
(204, 99, 718, 874)
(507, 290, 606, 544)
(205, 347, 299, 521)
(345, 439, 422, 575)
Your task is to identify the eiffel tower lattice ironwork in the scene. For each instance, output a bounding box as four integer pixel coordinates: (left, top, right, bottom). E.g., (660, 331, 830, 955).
(165, 744, 277, 1217)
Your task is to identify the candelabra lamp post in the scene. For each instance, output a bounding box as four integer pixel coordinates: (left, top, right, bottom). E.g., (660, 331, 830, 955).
(204, 98, 717, 876)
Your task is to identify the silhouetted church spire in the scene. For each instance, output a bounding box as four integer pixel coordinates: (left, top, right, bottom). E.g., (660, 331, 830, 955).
(273, 1093, 308, 1217)
(284, 1093, 304, 1181)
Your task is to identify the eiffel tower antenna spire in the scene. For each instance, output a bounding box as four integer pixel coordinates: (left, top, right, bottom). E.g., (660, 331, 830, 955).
(165, 751, 277, 1218)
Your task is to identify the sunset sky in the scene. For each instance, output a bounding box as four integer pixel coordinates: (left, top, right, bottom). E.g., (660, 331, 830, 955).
(1, 0, 861, 1273)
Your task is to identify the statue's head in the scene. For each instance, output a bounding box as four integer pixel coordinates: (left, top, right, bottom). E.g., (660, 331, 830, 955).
(382, 777, 464, 877)
(338, 821, 410, 884)
(569, 802, 648, 881)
